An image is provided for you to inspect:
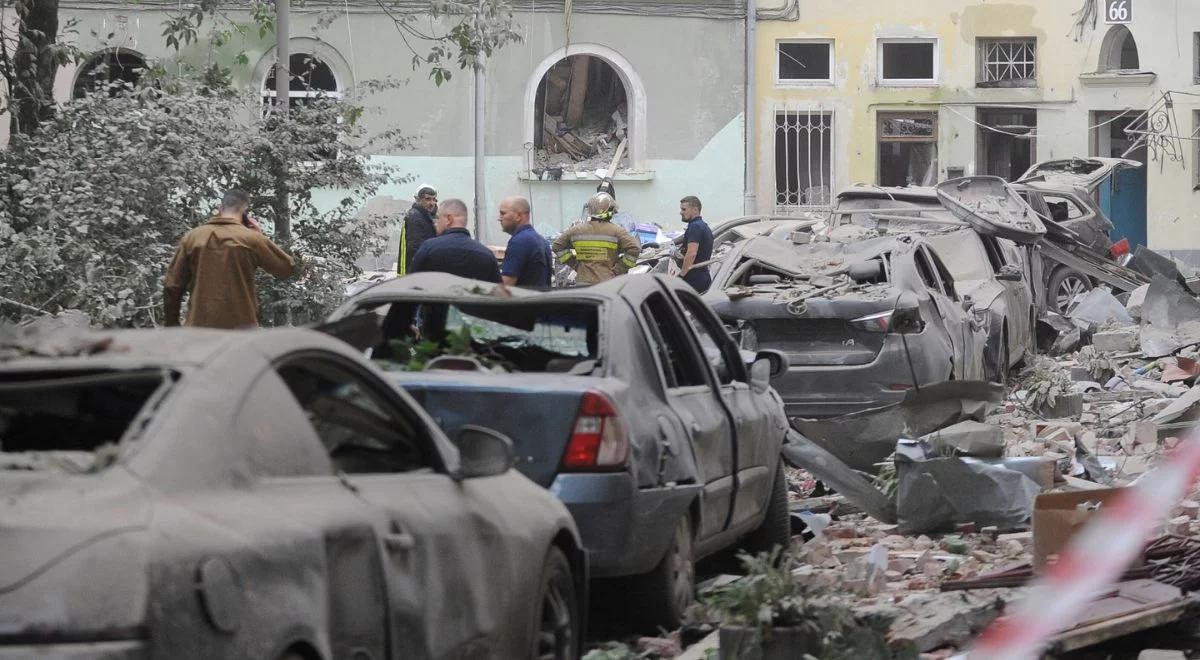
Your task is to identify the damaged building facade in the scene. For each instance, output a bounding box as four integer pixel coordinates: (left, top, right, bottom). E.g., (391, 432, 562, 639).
(5, 0, 750, 245)
(754, 0, 1200, 263)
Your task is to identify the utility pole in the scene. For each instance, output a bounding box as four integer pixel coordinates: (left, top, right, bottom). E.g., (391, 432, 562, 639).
(743, 0, 757, 215)
(473, 54, 487, 239)
(274, 0, 292, 241)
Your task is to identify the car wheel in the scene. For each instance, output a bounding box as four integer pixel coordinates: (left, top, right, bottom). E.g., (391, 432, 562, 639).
(532, 547, 579, 660)
(1049, 268, 1092, 314)
(741, 461, 791, 555)
(632, 514, 694, 630)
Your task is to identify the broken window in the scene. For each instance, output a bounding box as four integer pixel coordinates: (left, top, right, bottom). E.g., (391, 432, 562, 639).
(777, 40, 833, 83)
(1091, 111, 1147, 162)
(533, 55, 629, 176)
(641, 293, 708, 389)
(1099, 25, 1140, 71)
(878, 39, 937, 84)
(1041, 194, 1089, 222)
(774, 110, 833, 211)
(365, 301, 600, 374)
(0, 369, 170, 472)
(977, 109, 1037, 181)
(72, 49, 147, 98)
(877, 112, 937, 187)
(262, 53, 341, 109)
(977, 38, 1036, 87)
(276, 359, 434, 475)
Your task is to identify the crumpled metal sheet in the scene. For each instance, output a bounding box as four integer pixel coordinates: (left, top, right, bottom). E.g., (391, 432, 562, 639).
(895, 440, 1041, 534)
(1142, 275, 1200, 330)
(1068, 287, 1133, 330)
(781, 430, 897, 524)
(792, 381, 1004, 473)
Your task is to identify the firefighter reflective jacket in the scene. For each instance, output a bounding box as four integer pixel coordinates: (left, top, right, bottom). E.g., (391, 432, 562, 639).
(551, 218, 642, 284)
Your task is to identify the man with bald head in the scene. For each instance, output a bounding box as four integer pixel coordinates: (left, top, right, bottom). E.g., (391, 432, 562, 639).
(409, 198, 500, 282)
(498, 196, 552, 287)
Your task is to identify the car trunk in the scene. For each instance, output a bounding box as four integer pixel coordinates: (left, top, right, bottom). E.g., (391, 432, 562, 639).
(719, 295, 899, 367)
(388, 372, 599, 487)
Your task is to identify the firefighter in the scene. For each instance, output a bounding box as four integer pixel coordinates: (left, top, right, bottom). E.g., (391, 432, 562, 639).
(552, 192, 642, 285)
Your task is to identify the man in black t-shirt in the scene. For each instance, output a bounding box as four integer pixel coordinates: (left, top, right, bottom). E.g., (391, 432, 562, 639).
(679, 195, 713, 293)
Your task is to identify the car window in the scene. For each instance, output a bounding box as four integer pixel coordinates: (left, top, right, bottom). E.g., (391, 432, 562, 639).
(675, 290, 745, 385)
(275, 358, 435, 475)
(1042, 195, 1087, 221)
(912, 248, 941, 294)
(926, 248, 959, 300)
(980, 235, 1007, 273)
(641, 292, 709, 389)
(235, 370, 334, 478)
(925, 232, 991, 282)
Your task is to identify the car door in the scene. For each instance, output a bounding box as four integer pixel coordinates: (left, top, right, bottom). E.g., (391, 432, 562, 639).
(272, 354, 506, 660)
(671, 288, 779, 529)
(909, 246, 964, 380)
(926, 246, 986, 380)
(983, 235, 1034, 359)
(638, 290, 736, 541)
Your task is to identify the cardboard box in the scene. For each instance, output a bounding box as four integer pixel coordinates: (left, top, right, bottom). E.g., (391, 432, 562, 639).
(1032, 487, 1128, 570)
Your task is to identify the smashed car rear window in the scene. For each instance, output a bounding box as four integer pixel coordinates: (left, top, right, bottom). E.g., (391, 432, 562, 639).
(0, 369, 170, 473)
(362, 302, 601, 374)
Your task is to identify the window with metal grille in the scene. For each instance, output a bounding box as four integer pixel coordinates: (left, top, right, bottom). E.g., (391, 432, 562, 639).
(774, 109, 834, 212)
(977, 38, 1036, 87)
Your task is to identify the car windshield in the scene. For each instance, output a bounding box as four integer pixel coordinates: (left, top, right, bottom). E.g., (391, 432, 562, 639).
(0, 369, 170, 473)
(363, 301, 601, 374)
(833, 198, 960, 233)
(925, 232, 992, 282)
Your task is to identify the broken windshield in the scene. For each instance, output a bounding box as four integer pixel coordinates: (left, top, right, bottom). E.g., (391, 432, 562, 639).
(924, 232, 992, 282)
(364, 301, 600, 374)
(0, 369, 170, 473)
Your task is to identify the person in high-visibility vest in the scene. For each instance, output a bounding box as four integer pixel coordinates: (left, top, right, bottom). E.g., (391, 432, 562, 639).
(551, 193, 641, 285)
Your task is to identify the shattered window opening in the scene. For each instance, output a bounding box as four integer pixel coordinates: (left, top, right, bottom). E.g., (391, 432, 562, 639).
(924, 231, 992, 282)
(777, 40, 833, 83)
(277, 359, 433, 475)
(1042, 195, 1087, 222)
(977, 38, 1037, 87)
(641, 293, 708, 390)
(367, 302, 600, 374)
(533, 55, 630, 176)
(72, 49, 147, 99)
(877, 112, 938, 187)
(774, 109, 834, 212)
(878, 39, 937, 84)
(0, 369, 170, 473)
(676, 291, 747, 385)
(1099, 25, 1141, 72)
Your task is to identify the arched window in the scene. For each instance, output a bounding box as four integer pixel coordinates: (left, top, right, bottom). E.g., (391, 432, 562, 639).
(532, 55, 628, 173)
(1099, 25, 1140, 72)
(524, 45, 647, 174)
(72, 48, 147, 98)
(261, 53, 340, 111)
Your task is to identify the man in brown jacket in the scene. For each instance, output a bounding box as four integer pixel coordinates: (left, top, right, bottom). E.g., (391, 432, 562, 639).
(163, 189, 297, 329)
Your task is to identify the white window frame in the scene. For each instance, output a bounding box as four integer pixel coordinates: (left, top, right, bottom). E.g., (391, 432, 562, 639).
(775, 39, 834, 86)
(976, 37, 1037, 87)
(877, 38, 939, 87)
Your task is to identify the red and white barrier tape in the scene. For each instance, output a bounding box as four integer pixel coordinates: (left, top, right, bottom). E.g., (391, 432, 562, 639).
(968, 434, 1200, 660)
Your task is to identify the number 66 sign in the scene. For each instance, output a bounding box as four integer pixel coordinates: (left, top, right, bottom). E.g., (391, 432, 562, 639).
(1105, 0, 1132, 24)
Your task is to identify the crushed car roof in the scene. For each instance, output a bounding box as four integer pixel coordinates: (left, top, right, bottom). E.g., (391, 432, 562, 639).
(344, 271, 635, 306)
(737, 233, 902, 277)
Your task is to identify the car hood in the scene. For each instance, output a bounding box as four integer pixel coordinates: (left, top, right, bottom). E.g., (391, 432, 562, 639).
(0, 468, 150, 593)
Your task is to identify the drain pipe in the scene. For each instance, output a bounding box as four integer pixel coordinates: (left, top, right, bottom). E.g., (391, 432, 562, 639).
(743, 0, 757, 215)
(474, 56, 487, 239)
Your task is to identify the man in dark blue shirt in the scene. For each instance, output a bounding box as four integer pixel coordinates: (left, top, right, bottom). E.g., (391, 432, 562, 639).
(410, 198, 501, 282)
(679, 195, 713, 293)
(498, 196, 552, 287)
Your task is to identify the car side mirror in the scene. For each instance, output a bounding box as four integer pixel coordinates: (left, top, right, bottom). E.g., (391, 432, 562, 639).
(456, 425, 515, 478)
(996, 265, 1023, 282)
(749, 349, 789, 394)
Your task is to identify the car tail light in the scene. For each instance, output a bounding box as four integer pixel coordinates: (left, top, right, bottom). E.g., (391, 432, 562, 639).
(561, 391, 629, 471)
(848, 307, 924, 334)
(1110, 238, 1130, 259)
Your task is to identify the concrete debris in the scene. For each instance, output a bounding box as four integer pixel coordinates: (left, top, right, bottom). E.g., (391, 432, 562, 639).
(1142, 276, 1200, 329)
(1126, 282, 1150, 321)
(1092, 326, 1140, 353)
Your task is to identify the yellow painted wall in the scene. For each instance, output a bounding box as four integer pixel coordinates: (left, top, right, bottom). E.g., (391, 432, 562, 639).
(754, 0, 1200, 256)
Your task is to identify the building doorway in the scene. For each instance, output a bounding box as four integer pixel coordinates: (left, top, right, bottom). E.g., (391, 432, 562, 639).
(977, 108, 1036, 181)
(1091, 110, 1148, 248)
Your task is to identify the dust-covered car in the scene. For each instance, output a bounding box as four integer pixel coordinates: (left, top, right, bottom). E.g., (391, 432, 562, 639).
(0, 327, 584, 660)
(326, 273, 793, 629)
(704, 225, 987, 417)
(829, 186, 1037, 381)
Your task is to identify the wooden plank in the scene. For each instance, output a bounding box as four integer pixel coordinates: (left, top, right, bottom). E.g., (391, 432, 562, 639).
(1049, 600, 1192, 653)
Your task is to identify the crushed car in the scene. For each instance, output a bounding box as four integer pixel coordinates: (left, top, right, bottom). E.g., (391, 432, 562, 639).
(700, 224, 987, 418)
(829, 185, 1037, 382)
(325, 272, 793, 629)
(0, 326, 584, 660)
